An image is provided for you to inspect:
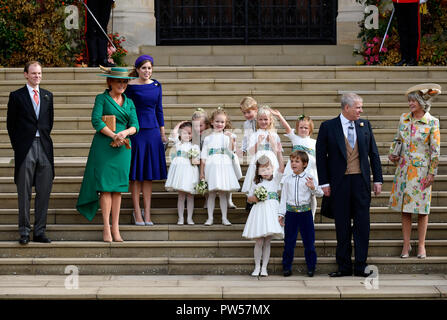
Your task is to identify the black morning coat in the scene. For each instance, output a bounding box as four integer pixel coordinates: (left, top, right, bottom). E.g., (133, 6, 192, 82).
(7, 86, 55, 184)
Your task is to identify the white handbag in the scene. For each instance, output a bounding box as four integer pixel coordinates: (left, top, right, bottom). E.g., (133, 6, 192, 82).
(390, 140, 403, 157)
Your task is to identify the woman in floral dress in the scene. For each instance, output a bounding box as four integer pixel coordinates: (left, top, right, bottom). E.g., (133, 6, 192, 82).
(388, 84, 441, 259)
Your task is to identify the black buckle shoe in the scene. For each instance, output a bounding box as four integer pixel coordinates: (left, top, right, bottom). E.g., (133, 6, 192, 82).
(329, 270, 352, 277)
(33, 234, 51, 243)
(19, 235, 30, 245)
(283, 269, 292, 277)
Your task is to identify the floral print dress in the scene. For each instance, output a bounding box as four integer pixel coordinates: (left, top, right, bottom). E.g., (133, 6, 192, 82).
(389, 112, 440, 214)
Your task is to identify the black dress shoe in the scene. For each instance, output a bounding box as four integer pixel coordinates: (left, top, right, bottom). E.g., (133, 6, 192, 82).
(88, 63, 99, 68)
(328, 270, 352, 277)
(395, 59, 407, 66)
(19, 235, 30, 245)
(307, 270, 314, 277)
(406, 59, 418, 66)
(283, 270, 292, 277)
(102, 61, 116, 67)
(33, 234, 51, 243)
(353, 270, 374, 277)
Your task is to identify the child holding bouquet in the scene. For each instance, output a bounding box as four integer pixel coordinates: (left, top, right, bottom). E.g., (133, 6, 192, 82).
(165, 121, 200, 224)
(242, 138, 284, 277)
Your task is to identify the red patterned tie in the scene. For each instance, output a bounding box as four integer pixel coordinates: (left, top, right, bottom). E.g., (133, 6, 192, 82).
(33, 89, 39, 106)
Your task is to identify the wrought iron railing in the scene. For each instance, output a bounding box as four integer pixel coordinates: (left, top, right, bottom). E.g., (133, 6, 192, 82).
(155, 0, 338, 45)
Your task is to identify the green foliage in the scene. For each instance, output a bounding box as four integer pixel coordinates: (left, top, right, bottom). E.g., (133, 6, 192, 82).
(0, 0, 86, 67)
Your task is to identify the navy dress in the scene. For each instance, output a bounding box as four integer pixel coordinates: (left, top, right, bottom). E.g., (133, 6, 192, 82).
(125, 80, 167, 181)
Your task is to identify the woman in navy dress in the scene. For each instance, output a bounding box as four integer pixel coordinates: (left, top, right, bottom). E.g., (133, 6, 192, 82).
(125, 55, 168, 225)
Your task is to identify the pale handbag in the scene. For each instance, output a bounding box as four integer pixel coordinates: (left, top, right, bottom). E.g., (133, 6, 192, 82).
(390, 140, 402, 157)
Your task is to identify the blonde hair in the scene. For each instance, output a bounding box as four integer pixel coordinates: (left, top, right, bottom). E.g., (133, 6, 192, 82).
(192, 108, 211, 129)
(256, 105, 275, 130)
(240, 96, 258, 112)
(296, 115, 314, 136)
(210, 107, 232, 129)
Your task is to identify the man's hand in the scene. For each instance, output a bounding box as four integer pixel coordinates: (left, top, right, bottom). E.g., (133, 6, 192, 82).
(322, 186, 331, 197)
(373, 183, 382, 196)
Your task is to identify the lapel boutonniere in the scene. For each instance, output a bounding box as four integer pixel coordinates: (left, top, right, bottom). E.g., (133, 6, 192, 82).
(44, 94, 50, 101)
(359, 122, 364, 127)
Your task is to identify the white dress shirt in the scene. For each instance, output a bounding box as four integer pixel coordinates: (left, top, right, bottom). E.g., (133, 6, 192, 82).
(26, 84, 40, 137)
(279, 171, 323, 216)
(242, 119, 256, 153)
(340, 113, 356, 145)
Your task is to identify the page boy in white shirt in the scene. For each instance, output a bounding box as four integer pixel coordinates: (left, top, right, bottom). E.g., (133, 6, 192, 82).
(279, 150, 323, 277)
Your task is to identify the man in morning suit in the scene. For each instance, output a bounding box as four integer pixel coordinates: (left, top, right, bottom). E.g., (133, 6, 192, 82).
(316, 93, 383, 277)
(7, 61, 54, 244)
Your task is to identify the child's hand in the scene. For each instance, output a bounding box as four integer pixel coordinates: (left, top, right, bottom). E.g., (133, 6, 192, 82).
(258, 134, 265, 144)
(224, 130, 233, 137)
(200, 174, 205, 180)
(270, 109, 281, 117)
(278, 216, 285, 227)
(305, 176, 315, 190)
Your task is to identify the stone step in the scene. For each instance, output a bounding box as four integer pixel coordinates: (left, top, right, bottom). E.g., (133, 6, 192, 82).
(2, 90, 447, 105)
(3, 155, 446, 176)
(1, 239, 446, 259)
(2, 128, 446, 145)
(1, 191, 446, 208)
(0, 274, 444, 300)
(0, 256, 445, 275)
(2, 103, 446, 118)
(2, 206, 447, 224)
(3, 78, 447, 94)
(0, 222, 446, 241)
(2, 66, 447, 81)
(1, 174, 447, 193)
(0, 141, 444, 157)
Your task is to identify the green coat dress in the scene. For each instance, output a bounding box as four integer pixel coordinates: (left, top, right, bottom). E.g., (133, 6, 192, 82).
(76, 90, 139, 221)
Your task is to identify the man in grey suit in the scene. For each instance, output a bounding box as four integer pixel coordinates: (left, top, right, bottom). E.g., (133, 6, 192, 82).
(7, 61, 54, 244)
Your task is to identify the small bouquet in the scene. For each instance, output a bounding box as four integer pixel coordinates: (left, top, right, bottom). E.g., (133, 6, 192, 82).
(195, 180, 208, 195)
(254, 186, 268, 202)
(188, 147, 200, 165)
(188, 148, 200, 159)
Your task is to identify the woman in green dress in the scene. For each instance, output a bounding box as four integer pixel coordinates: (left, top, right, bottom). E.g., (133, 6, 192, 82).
(77, 67, 139, 242)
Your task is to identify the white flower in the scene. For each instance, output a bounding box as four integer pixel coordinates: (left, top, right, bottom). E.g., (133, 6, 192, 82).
(254, 186, 268, 202)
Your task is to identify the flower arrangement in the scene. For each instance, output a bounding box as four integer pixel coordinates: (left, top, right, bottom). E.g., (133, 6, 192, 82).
(355, 0, 447, 66)
(108, 33, 128, 66)
(254, 186, 268, 202)
(195, 180, 208, 195)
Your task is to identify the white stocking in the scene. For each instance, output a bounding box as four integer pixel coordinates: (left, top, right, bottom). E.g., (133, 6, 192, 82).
(186, 193, 194, 224)
(252, 238, 264, 276)
(177, 192, 186, 224)
(261, 236, 273, 273)
(206, 191, 217, 224)
(218, 191, 230, 224)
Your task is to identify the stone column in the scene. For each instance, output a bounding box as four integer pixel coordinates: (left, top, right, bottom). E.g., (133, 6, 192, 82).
(111, 0, 156, 54)
(337, 0, 364, 48)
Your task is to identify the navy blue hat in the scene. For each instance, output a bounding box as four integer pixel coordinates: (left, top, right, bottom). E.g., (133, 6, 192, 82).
(135, 55, 154, 67)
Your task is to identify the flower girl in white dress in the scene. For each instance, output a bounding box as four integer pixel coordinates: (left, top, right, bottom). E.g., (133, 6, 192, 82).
(200, 108, 241, 226)
(241, 106, 282, 194)
(243, 146, 284, 277)
(165, 121, 200, 224)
